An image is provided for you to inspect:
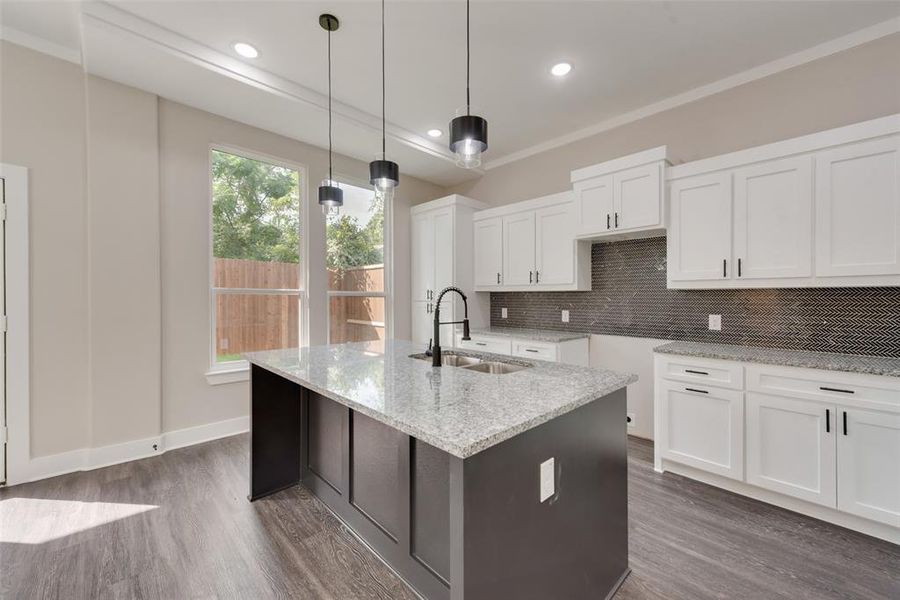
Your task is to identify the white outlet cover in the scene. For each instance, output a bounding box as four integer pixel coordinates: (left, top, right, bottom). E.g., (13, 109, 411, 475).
(561, 309, 570, 323)
(540, 458, 555, 502)
(501, 307, 508, 318)
(709, 314, 722, 331)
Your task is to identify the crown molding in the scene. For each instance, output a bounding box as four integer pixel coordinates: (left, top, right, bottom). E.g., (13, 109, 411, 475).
(483, 17, 900, 171)
(0, 25, 82, 65)
(81, 1, 459, 165)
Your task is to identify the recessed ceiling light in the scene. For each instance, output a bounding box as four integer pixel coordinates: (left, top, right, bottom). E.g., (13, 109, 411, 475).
(551, 62, 572, 77)
(427, 129, 443, 138)
(233, 42, 259, 59)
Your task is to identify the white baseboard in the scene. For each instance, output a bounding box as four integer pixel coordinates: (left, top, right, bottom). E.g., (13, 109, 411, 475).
(12, 416, 249, 487)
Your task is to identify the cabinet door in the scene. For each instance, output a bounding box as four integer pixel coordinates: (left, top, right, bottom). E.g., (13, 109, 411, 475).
(575, 175, 614, 237)
(534, 204, 575, 286)
(734, 157, 812, 279)
(432, 208, 455, 295)
(658, 379, 744, 480)
(502, 212, 536, 285)
(411, 212, 434, 301)
(411, 301, 431, 345)
(837, 408, 900, 526)
(473, 217, 503, 287)
(746, 393, 836, 507)
(668, 173, 733, 281)
(816, 137, 900, 277)
(614, 162, 662, 231)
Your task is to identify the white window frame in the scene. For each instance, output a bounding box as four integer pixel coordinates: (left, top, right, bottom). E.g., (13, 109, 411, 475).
(325, 175, 393, 344)
(206, 144, 309, 384)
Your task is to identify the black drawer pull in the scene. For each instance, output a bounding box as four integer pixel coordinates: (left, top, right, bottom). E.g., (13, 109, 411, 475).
(820, 386, 855, 394)
(475, 342, 487, 346)
(826, 409, 830, 433)
(843, 411, 848, 436)
(685, 369, 709, 375)
(525, 348, 539, 353)
(685, 387, 708, 394)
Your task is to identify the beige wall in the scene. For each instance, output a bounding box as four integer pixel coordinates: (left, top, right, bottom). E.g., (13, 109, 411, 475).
(1, 40, 444, 460)
(450, 34, 900, 205)
(1, 42, 91, 457)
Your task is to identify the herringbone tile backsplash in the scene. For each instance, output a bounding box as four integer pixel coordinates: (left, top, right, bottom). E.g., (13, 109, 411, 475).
(490, 237, 900, 357)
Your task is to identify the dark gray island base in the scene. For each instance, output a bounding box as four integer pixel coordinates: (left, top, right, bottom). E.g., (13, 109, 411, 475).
(246, 342, 634, 600)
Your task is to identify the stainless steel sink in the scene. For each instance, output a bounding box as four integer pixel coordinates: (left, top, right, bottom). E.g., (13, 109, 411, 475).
(463, 361, 530, 375)
(408, 352, 481, 367)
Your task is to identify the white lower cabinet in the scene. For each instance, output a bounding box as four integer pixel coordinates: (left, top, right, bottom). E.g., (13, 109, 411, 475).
(837, 408, 900, 527)
(658, 379, 744, 481)
(655, 353, 900, 540)
(746, 392, 836, 507)
(456, 333, 589, 366)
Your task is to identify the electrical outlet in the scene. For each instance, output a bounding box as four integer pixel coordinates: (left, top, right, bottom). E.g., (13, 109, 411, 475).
(626, 413, 636, 429)
(539, 458, 555, 502)
(708, 314, 722, 331)
(561, 309, 570, 323)
(501, 307, 508, 319)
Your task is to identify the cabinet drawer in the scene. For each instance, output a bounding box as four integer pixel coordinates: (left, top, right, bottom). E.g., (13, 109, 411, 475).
(512, 340, 558, 362)
(457, 335, 512, 356)
(656, 355, 744, 390)
(747, 365, 900, 412)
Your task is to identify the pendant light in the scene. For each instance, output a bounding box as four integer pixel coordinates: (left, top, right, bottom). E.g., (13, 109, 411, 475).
(449, 0, 488, 169)
(318, 13, 343, 216)
(368, 0, 400, 201)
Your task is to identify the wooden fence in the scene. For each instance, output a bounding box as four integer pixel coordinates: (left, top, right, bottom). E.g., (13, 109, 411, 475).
(214, 258, 384, 359)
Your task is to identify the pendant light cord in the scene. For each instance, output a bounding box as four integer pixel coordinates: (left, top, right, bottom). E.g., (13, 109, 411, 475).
(382, 0, 386, 154)
(466, 0, 470, 116)
(328, 25, 333, 182)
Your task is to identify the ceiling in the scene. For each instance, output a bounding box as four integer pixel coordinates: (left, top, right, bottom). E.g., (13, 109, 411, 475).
(2, 1, 899, 186)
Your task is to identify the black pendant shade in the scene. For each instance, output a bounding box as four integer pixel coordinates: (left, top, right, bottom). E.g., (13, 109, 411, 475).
(449, 0, 487, 169)
(369, 159, 399, 189)
(318, 183, 343, 211)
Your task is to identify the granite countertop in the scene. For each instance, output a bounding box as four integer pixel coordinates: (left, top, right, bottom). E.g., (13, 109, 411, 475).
(654, 341, 900, 378)
(468, 326, 590, 343)
(245, 340, 636, 459)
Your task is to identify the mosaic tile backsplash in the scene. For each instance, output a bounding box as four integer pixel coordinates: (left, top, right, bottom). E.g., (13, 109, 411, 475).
(490, 237, 900, 358)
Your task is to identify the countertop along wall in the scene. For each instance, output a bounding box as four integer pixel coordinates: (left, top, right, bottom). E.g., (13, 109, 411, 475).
(447, 33, 900, 439)
(1, 39, 444, 478)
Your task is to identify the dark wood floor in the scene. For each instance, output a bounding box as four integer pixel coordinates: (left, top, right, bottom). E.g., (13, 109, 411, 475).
(1, 435, 897, 599)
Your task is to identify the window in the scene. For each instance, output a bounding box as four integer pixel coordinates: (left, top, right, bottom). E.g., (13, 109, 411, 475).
(327, 182, 390, 344)
(209, 148, 304, 371)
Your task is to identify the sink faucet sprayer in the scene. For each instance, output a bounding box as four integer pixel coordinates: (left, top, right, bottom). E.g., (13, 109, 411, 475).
(431, 286, 470, 367)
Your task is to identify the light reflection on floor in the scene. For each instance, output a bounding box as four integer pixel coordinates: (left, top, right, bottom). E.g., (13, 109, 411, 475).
(0, 498, 158, 544)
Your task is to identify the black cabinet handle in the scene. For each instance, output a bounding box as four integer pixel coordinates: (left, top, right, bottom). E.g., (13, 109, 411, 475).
(738, 258, 742, 277)
(535, 270, 540, 283)
(685, 369, 709, 375)
(820, 386, 855, 394)
(529, 270, 533, 283)
(525, 349, 539, 353)
(497, 272, 501, 284)
(843, 411, 848, 436)
(723, 259, 727, 277)
(826, 409, 830, 433)
(685, 387, 708, 394)
(607, 214, 611, 229)
(614, 212, 619, 228)
(475, 342, 487, 346)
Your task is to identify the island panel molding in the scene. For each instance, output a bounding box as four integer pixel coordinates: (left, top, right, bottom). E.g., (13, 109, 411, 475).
(491, 237, 900, 358)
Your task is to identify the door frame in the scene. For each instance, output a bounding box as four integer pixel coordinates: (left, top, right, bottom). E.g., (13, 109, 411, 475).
(0, 163, 30, 486)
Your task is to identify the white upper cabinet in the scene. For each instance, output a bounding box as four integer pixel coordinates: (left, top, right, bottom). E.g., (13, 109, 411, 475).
(668, 173, 732, 282)
(473, 217, 503, 287)
(472, 192, 589, 292)
(410, 195, 489, 346)
(534, 204, 575, 286)
(615, 162, 663, 231)
(733, 156, 813, 280)
(815, 137, 900, 278)
(668, 115, 900, 288)
(571, 146, 668, 240)
(502, 212, 536, 285)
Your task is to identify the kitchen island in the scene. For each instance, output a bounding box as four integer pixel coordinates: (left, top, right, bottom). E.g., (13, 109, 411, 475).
(245, 340, 636, 600)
